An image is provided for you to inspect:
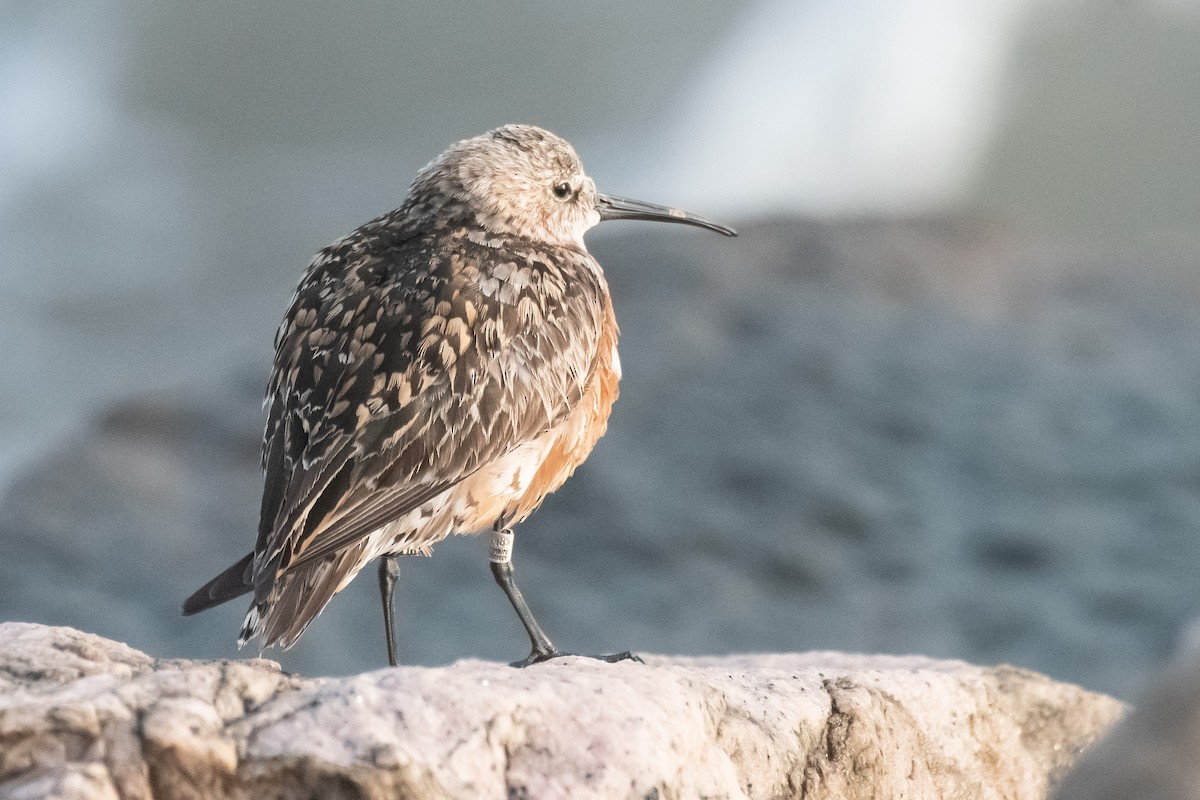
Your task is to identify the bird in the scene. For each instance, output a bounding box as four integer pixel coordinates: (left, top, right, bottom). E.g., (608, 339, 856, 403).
(182, 124, 736, 668)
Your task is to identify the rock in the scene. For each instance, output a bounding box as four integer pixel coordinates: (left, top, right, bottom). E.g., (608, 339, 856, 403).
(0, 623, 1122, 800)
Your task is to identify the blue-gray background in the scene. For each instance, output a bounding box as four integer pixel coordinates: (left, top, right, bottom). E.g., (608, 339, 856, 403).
(2, 0, 1199, 699)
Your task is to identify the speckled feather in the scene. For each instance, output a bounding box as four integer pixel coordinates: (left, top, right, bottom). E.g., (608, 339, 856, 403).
(243, 127, 619, 647)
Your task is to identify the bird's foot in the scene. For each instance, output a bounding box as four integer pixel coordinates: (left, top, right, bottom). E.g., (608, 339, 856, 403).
(592, 650, 644, 664)
(511, 648, 564, 668)
(510, 648, 643, 668)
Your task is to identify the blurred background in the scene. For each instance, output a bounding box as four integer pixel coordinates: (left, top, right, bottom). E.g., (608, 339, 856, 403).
(2, 0, 1199, 700)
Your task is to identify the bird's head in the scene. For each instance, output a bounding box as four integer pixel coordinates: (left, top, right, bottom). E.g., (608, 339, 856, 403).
(407, 124, 736, 248)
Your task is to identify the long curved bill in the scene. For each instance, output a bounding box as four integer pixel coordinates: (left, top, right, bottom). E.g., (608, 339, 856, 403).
(596, 193, 737, 237)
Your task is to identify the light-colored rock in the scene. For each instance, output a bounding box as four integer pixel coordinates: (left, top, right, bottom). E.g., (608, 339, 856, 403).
(0, 623, 1121, 800)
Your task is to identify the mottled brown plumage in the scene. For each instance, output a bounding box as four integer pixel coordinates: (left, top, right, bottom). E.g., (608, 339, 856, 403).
(183, 124, 735, 665)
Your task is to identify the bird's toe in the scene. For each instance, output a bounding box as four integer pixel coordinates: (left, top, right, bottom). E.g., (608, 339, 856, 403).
(592, 650, 643, 664)
(509, 649, 643, 668)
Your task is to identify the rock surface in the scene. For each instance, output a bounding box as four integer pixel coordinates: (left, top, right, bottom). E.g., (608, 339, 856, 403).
(0, 623, 1122, 800)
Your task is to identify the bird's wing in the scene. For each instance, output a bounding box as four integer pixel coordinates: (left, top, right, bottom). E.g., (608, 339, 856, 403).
(253, 229, 607, 592)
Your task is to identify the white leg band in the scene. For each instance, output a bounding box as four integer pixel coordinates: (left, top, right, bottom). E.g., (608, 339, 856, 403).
(489, 528, 515, 565)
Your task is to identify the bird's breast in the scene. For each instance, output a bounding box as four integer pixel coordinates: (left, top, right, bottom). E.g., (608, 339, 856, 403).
(499, 307, 620, 525)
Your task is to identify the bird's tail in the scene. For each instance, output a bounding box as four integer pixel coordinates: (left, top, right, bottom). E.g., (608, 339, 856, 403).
(236, 542, 371, 650)
(181, 552, 255, 615)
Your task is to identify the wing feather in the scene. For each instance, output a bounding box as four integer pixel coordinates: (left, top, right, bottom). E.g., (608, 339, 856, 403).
(251, 226, 605, 616)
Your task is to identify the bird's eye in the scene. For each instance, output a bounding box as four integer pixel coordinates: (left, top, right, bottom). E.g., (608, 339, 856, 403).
(552, 182, 572, 200)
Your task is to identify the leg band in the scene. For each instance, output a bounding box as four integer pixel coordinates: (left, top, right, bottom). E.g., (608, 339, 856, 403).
(489, 528, 515, 565)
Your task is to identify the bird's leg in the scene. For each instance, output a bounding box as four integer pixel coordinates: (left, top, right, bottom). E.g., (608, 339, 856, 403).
(488, 525, 642, 668)
(378, 555, 401, 667)
(489, 526, 561, 666)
